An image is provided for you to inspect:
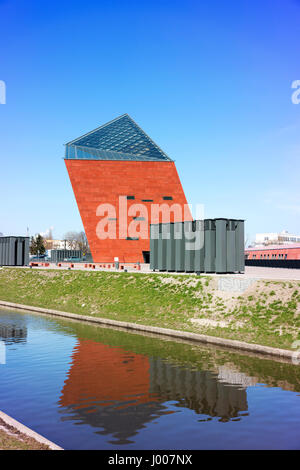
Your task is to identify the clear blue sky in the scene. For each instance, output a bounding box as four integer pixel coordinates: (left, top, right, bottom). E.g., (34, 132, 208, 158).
(1, 0, 300, 245)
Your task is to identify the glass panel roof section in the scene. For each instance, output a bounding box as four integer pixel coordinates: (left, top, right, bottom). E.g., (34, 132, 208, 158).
(65, 114, 172, 161)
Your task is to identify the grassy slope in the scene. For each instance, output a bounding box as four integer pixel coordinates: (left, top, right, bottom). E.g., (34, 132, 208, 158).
(0, 421, 50, 450)
(0, 268, 299, 350)
(0, 429, 38, 450)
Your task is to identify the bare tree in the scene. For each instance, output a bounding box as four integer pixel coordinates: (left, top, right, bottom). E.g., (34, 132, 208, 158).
(64, 231, 79, 250)
(48, 227, 53, 240)
(44, 239, 53, 250)
(64, 231, 89, 254)
(76, 231, 89, 254)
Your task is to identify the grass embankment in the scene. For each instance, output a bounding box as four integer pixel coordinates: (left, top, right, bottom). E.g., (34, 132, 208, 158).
(0, 268, 299, 350)
(0, 418, 50, 450)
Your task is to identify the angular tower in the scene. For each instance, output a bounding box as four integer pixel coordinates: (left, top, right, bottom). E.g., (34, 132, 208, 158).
(65, 114, 191, 263)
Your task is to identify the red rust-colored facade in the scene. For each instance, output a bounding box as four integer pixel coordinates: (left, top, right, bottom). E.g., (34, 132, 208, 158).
(60, 339, 153, 408)
(245, 244, 300, 260)
(65, 115, 192, 262)
(65, 159, 191, 263)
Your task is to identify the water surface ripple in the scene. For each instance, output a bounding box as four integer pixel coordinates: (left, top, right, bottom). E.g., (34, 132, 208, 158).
(0, 309, 299, 449)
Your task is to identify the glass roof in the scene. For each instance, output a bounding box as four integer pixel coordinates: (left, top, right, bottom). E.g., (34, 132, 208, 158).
(65, 114, 172, 161)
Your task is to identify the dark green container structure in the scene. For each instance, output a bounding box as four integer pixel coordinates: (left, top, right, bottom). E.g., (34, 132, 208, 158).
(215, 219, 227, 274)
(204, 219, 216, 273)
(150, 219, 245, 274)
(166, 223, 175, 271)
(184, 221, 195, 272)
(157, 223, 169, 271)
(150, 224, 159, 270)
(174, 222, 185, 272)
(0, 236, 29, 266)
(50, 249, 82, 263)
(235, 219, 245, 272)
(194, 220, 205, 272)
(226, 219, 236, 273)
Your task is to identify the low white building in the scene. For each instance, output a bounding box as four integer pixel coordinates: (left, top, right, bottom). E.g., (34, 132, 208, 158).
(255, 230, 300, 245)
(44, 239, 72, 250)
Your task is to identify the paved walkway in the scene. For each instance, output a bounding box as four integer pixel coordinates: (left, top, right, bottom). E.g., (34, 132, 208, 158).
(5, 264, 300, 281)
(146, 265, 300, 280)
(233, 266, 300, 281)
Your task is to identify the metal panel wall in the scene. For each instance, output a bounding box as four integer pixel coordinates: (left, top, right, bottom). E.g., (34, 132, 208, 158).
(157, 224, 168, 271)
(226, 220, 236, 273)
(215, 219, 227, 273)
(204, 219, 216, 273)
(0, 239, 5, 265)
(24, 238, 29, 266)
(166, 223, 175, 271)
(235, 220, 245, 272)
(50, 250, 82, 262)
(150, 219, 244, 274)
(16, 240, 23, 266)
(194, 220, 205, 272)
(174, 222, 185, 272)
(8, 237, 15, 265)
(0, 237, 29, 266)
(150, 224, 159, 270)
(184, 221, 195, 272)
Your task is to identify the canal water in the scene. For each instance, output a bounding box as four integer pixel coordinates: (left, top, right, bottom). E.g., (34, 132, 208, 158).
(0, 308, 299, 450)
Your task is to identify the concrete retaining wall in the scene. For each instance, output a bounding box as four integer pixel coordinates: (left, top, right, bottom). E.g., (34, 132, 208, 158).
(0, 410, 63, 450)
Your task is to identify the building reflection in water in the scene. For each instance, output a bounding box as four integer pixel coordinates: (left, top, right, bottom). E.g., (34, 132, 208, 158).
(59, 339, 255, 444)
(149, 359, 253, 422)
(0, 323, 27, 344)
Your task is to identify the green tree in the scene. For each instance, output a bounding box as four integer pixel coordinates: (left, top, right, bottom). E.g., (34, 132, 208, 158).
(29, 236, 36, 255)
(30, 234, 45, 255)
